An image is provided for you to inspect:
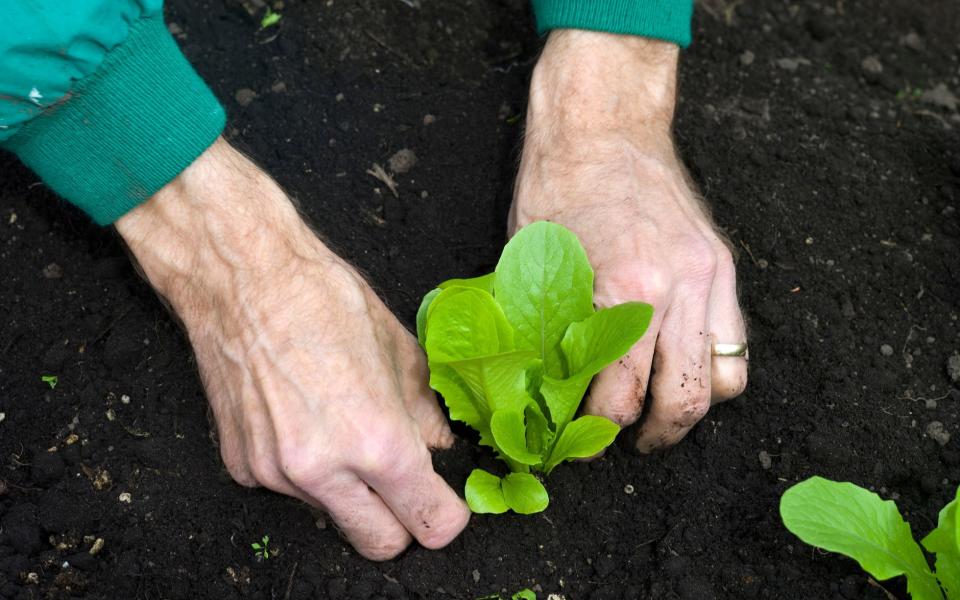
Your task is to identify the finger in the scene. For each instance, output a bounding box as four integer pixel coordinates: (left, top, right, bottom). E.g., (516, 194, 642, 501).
(208, 397, 258, 486)
(635, 295, 712, 453)
(354, 421, 471, 550)
(708, 246, 749, 402)
(310, 472, 414, 561)
(583, 308, 664, 427)
(398, 335, 456, 449)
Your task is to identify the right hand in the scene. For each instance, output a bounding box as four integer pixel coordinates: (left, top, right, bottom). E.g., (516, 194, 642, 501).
(116, 139, 470, 560)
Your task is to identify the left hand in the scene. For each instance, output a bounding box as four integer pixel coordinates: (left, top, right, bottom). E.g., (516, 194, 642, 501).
(511, 31, 748, 452)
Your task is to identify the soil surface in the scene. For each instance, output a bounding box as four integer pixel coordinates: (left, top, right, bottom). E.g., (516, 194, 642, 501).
(2, 0, 960, 598)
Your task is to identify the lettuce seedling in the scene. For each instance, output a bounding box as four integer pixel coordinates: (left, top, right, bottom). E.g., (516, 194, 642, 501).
(417, 222, 652, 514)
(780, 476, 960, 599)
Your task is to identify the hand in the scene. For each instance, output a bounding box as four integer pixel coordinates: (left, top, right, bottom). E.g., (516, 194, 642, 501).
(512, 31, 748, 452)
(116, 139, 470, 559)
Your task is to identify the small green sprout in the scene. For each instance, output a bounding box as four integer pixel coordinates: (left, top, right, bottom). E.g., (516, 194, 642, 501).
(251, 535, 273, 560)
(260, 7, 282, 29)
(41, 375, 58, 390)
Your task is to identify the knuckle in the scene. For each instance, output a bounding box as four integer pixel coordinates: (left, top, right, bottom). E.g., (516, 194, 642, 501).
(221, 452, 257, 488)
(715, 244, 736, 277)
(681, 237, 718, 283)
(249, 458, 286, 491)
(598, 262, 673, 307)
(355, 439, 409, 478)
(277, 449, 326, 489)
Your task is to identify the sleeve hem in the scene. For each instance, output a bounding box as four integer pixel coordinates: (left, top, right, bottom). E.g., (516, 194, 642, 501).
(531, 0, 694, 48)
(4, 15, 226, 225)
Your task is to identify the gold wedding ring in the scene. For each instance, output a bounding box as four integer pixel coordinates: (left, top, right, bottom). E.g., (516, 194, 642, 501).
(712, 342, 749, 359)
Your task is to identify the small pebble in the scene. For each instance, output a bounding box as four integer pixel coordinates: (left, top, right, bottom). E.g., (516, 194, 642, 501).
(118, 492, 132, 504)
(880, 344, 894, 356)
(947, 353, 960, 382)
(776, 57, 810, 71)
(0, 412, 5, 424)
(234, 88, 257, 107)
(739, 50, 755, 66)
(927, 421, 951, 447)
(472, 569, 480, 583)
(335, 92, 345, 102)
(423, 114, 436, 125)
(623, 484, 635, 494)
(270, 81, 287, 93)
(89, 537, 105, 555)
(926, 398, 938, 410)
(388, 148, 418, 174)
(758, 450, 772, 470)
(120, 394, 131, 405)
(42, 263, 63, 279)
(899, 31, 924, 51)
(861, 56, 883, 75)
(921, 84, 958, 111)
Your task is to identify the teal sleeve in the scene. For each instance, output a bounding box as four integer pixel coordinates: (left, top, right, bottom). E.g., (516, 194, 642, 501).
(531, 0, 694, 48)
(0, 1, 225, 225)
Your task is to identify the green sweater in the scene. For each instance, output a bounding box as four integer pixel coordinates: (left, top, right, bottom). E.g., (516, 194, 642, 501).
(0, 1, 693, 225)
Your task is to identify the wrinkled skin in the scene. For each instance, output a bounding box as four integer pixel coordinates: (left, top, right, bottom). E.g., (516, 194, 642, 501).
(512, 31, 748, 451)
(117, 139, 470, 560)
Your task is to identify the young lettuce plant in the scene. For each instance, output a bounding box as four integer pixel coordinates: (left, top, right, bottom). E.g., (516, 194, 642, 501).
(780, 476, 960, 599)
(417, 221, 652, 514)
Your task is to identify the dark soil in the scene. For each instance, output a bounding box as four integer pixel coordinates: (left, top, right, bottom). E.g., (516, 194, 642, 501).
(2, 0, 960, 598)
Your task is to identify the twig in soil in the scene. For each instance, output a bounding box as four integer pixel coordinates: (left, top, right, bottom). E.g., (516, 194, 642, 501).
(283, 562, 298, 600)
(901, 323, 927, 355)
(738, 240, 761, 268)
(364, 31, 420, 69)
(90, 306, 133, 345)
(366, 163, 399, 198)
(866, 577, 898, 600)
(911, 109, 953, 130)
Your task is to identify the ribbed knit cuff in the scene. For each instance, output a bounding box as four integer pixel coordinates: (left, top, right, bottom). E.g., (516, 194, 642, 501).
(5, 15, 226, 225)
(532, 0, 694, 48)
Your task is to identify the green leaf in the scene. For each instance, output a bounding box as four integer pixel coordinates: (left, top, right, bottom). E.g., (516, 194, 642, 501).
(260, 8, 281, 28)
(444, 351, 537, 415)
(425, 288, 515, 362)
(416, 288, 441, 347)
(490, 409, 542, 465)
(512, 590, 537, 600)
(540, 373, 592, 434)
(41, 374, 58, 390)
(494, 221, 594, 378)
(439, 272, 495, 294)
(922, 486, 960, 595)
(538, 303, 652, 433)
(543, 415, 620, 473)
(501, 472, 549, 515)
(933, 553, 960, 599)
(524, 401, 552, 456)
(561, 302, 653, 377)
(780, 477, 941, 600)
(429, 363, 489, 433)
(465, 469, 508, 514)
(251, 543, 261, 549)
